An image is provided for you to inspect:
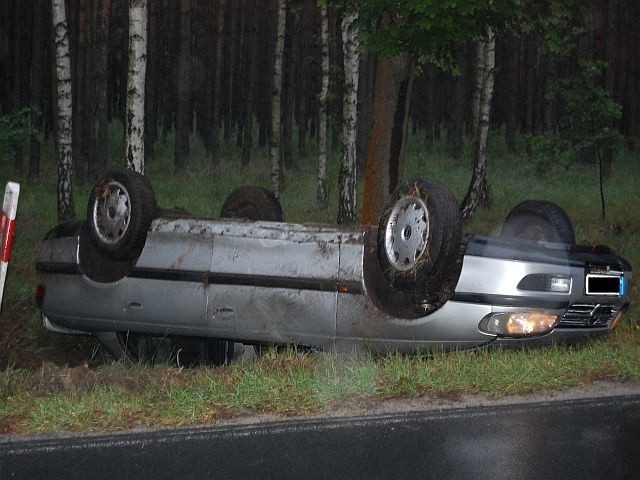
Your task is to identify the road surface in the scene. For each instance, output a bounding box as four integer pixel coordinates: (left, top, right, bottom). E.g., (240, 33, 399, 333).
(1, 394, 639, 479)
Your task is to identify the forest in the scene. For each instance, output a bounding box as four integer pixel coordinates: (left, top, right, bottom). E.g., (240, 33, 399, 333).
(1, 0, 639, 221)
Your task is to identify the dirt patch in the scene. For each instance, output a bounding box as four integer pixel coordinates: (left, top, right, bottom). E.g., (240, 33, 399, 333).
(0, 302, 106, 370)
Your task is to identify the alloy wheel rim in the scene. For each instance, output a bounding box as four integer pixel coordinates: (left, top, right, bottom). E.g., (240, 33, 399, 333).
(384, 196, 429, 271)
(92, 181, 131, 245)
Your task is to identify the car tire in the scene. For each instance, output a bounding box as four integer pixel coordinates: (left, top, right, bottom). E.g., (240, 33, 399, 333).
(220, 185, 284, 221)
(87, 169, 157, 260)
(501, 200, 575, 244)
(115, 333, 233, 367)
(377, 178, 462, 292)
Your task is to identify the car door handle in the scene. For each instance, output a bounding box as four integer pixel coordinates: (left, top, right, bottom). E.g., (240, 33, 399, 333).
(125, 301, 143, 311)
(214, 307, 235, 320)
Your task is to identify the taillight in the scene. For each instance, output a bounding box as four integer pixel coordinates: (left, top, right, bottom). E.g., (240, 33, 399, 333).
(35, 284, 45, 309)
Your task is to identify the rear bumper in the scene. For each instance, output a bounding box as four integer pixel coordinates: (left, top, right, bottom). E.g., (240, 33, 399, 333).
(42, 315, 92, 336)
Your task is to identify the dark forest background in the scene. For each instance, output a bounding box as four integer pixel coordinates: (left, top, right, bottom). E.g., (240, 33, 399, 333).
(1, 0, 639, 182)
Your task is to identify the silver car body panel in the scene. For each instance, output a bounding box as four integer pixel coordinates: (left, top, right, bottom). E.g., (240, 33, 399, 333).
(36, 217, 632, 353)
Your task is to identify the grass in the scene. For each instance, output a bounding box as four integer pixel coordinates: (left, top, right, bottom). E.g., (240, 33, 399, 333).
(2, 329, 638, 434)
(0, 124, 638, 434)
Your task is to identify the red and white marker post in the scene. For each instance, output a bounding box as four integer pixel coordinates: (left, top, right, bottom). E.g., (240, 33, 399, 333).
(0, 182, 20, 311)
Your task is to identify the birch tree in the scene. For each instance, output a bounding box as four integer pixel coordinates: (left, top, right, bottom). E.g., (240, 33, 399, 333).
(337, 10, 360, 224)
(52, 0, 75, 222)
(461, 28, 496, 219)
(270, 0, 287, 198)
(316, 3, 329, 209)
(125, 0, 147, 173)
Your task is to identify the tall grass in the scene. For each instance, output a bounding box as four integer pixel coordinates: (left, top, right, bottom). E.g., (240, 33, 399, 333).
(2, 328, 638, 434)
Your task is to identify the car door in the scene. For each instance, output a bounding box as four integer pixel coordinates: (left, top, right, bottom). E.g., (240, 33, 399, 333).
(207, 227, 340, 347)
(113, 231, 213, 338)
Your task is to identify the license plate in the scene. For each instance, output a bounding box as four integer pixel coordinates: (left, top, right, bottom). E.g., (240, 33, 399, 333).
(586, 273, 624, 296)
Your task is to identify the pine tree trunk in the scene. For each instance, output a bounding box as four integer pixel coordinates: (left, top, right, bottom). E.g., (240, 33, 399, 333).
(593, 0, 612, 177)
(329, 10, 343, 152)
(234, 0, 247, 150)
(175, 0, 192, 172)
(159, 2, 175, 139)
(360, 50, 413, 226)
(337, 11, 360, 225)
(461, 28, 496, 219)
(356, 51, 375, 174)
(194, 0, 212, 153)
(83, 0, 97, 180)
(447, 47, 467, 162)
(211, 0, 225, 174)
(282, 9, 298, 170)
(71, 0, 89, 180)
(241, 3, 258, 168)
(95, 0, 111, 175)
(316, 3, 329, 209)
(29, 0, 45, 182)
(269, 0, 287, 198)
(505, 34, 519, 153)
(144, 0, 158, 165)
(295, 0, 313, 159)
(224, 1, 239, 145)
(125, 0, 147, 173)
(52, 0, 75, 222)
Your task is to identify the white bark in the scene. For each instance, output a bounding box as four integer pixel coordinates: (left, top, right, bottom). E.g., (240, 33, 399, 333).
(476, 29, 495, 169)
(461, 27, 496, 219)
(270, 0, 287, 198)
(337, 11, 360, 224)
(125, 0, 148, 174)
(52, 0, 74, 222)
(475, 28, 496, 182)
(317, 3, 329, 208)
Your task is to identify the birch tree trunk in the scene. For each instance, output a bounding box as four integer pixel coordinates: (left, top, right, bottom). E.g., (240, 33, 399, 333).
(461, 28, 496, 219)
(337, 11, 360, 224)
(125, 0, 147, 173)
(316, 3, 329, 209)
(52, 0, 75, 222)
(269, 0, 287, 198)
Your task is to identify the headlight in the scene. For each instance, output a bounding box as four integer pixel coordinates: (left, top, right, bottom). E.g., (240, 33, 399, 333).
(479, 312, 559, 337)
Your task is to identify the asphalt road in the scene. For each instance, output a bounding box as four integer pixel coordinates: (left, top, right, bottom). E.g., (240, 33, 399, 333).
(1, 395, 639, 480)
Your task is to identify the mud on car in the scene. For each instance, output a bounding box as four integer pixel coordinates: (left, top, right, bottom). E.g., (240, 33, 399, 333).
(35, 170, 632, 365)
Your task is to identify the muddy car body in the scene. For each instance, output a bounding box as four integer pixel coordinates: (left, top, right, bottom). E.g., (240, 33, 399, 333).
(35, 171, 632, 364)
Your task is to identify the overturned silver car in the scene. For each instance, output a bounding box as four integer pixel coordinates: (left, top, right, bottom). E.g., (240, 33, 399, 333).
(36, 170, 632, 365)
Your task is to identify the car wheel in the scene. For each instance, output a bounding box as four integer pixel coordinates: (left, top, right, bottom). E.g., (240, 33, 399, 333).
(501, 200, 575, 244)
(220, 185, 284, 221)
(115, 333, 233, 367)
(87, 169, 157, 260)
(377, 178, 462, 292)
